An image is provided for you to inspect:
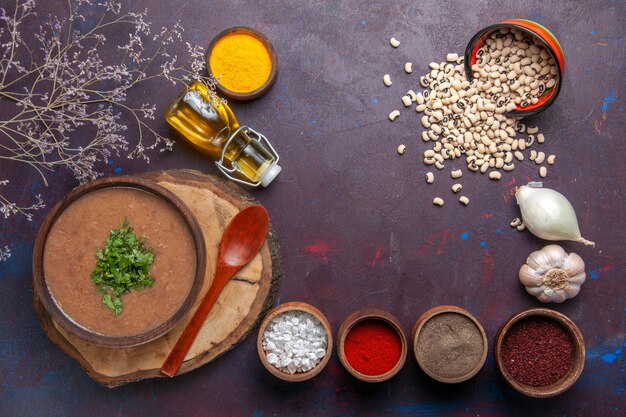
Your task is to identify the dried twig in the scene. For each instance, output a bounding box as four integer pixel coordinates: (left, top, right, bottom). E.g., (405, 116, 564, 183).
(0, 0, 217, 261)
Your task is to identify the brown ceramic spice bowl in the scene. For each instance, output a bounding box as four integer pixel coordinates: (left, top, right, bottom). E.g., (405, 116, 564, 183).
(412, 305, 488, 383)
(494, 308, 585, 398)
(337, 309, 408, 383)
(206, 26, 279, 101)
(257, 301, 333, 382)
(32, 177, 206, 348)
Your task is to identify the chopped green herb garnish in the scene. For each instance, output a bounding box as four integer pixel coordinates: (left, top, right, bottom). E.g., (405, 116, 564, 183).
(91, 218, 155, 315)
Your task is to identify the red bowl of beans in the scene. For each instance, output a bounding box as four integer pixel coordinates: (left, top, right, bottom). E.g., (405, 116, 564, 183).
(494, 308, 585, 398)
(464, 20, 564, 117)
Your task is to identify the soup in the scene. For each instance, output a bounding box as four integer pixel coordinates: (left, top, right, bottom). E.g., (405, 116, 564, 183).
(43, 187, 196, 337)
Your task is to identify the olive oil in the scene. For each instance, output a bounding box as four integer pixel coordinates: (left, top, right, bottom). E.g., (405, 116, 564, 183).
(165, 81, 281, 186)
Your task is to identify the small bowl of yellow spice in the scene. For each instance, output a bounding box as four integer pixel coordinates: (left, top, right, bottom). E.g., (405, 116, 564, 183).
(207, 27, 278, 101)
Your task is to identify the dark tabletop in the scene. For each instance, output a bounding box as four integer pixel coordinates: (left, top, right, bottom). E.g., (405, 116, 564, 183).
(1, 1, 624, 416)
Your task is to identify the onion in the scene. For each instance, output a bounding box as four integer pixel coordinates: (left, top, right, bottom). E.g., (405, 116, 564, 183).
(515, 182, 595, 246)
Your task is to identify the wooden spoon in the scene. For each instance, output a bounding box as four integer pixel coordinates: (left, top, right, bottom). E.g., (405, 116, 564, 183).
(160, 205, 270, 377)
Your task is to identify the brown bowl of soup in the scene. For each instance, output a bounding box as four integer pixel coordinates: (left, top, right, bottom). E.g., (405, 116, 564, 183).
(32, 177, 206, 348)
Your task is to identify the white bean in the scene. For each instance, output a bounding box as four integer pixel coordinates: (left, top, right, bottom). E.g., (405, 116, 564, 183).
(397, 144, 406, 155)
(383, 74, 392, 87)
(535, 151, 545, 164)
(447, 53, 459, 62)
(390, 37, 400, 48)
(389, 110, 400, 121)
(452, 183, 462, 193)
(489, 171, 502, 180)
(547, 154, 556, 165)
(402, 95, 413, 107)
(459, 196, 470, 206)
(425, 172, 434, 184)
(450, 169, 463, 179)
(433, 197, 444, 206)
(404, 62, 413, 74)
(539, 166, 547, 178)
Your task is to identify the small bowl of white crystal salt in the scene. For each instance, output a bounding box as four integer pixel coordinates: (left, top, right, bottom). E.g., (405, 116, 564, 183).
(257, 301, 333, 382)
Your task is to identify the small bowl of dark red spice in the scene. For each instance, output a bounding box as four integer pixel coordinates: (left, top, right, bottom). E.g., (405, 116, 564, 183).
(257, 301, 332, 382)
(495, 308, 585, 398)
(337, 309, 407, 383)
(412, 305, 488, 383)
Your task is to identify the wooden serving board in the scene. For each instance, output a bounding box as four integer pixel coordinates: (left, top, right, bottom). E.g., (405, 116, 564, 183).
(33, 170, 281, 387)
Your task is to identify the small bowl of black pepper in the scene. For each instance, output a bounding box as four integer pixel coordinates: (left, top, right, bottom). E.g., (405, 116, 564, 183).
(412, 305, 488, 383)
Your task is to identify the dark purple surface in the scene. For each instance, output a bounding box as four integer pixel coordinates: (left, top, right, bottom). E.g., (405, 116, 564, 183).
(1, 1, 624, 416)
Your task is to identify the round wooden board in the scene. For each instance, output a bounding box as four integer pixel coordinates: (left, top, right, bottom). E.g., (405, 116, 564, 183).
(32, 170, 281, 387)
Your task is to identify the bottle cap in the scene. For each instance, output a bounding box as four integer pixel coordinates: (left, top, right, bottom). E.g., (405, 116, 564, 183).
(260, 164, 281, 187)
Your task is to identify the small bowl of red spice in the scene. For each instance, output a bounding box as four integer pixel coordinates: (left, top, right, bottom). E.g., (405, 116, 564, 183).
(337, 309, 407, 383)
(495, 308, 585, 398)
(412, 305, 488, 383)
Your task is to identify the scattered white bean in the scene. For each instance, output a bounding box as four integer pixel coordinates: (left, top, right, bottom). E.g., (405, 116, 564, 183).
(547, 154, 556, 165)
(451, 169, 463, 179)
(402, 95, 412, 107)
(516, 222, 526, 231)
(397, 144, 406, 155)
(452, 183, 462, 193)
(539, 166, 547, 178)
(383, 74, 392, 87)
(459, 195, 470, 205)
(425, 172, 434, 184)
(433, 197, 444, 206)
(389, 110, 400, 121)
(404, 62, 413, 74)
(403, 28, 557, 196)
(390, 37, 400, 48)
(510, 217, 521, 227)
(535, 151, 545, 164)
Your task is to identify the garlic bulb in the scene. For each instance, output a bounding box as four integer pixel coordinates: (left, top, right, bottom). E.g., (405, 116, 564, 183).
(515, 182, 595, 246)
(519, 244, 586, 303)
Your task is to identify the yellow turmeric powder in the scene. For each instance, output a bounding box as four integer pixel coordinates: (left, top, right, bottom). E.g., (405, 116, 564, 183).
(209, 31, 272, 93)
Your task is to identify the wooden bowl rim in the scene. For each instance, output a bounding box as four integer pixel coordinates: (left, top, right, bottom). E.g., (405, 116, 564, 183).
(257, 301, 333, 382)
(32, 176, 206, 348)
(206, 26, 279, 101)
(494, 307, 585, 398)
(411, 305, 488, 383)
(336, 308, 408, 383)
